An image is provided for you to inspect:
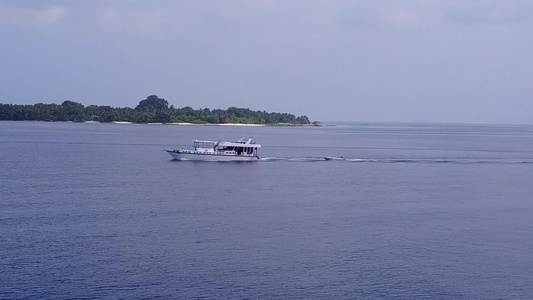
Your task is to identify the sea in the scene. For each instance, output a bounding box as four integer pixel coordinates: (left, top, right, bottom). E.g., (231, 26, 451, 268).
(1, 121, 533, 299)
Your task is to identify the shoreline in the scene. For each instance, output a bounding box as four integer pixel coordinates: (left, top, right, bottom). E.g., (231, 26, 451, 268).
(163, 122, 267, 126)
(3, 120, 319, 126)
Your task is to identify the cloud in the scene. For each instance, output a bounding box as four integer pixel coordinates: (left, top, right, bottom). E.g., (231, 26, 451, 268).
(0, 4, 67, 29)
(444, 0, 533, 25)
(95, 3, 230, 40)
(98, 6, 172, 39)
(2, 0, 533, 123)
(380, 5, 418, 29)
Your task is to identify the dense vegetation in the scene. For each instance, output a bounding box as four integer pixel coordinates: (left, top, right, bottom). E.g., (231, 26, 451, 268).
(0, 95, 310, 125)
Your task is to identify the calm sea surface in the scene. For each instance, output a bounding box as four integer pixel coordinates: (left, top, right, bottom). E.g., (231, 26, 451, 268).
(1, 121, 533, 299)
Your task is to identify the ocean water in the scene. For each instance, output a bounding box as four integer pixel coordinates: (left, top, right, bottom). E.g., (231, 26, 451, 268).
(1, 121, 533, 299)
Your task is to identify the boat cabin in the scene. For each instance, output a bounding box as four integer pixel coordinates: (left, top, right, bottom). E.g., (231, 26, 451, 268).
(192, 138, 261, 157)
(193, 140, 216, 152)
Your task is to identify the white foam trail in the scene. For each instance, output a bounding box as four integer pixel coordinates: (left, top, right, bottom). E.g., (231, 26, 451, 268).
(288, 157, 325, 162)
(259, 157, 286, 161)
(345, 158, 375, 162)
(260, 157, 327, 162)
(258, 157, 533, 164)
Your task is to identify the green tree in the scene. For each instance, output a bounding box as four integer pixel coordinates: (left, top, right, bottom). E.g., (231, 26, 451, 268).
(135, 95, 169, 111)
(0, 97, 312, 125)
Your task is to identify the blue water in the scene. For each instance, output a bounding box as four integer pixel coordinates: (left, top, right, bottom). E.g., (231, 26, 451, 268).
(1, 121, 533, 299)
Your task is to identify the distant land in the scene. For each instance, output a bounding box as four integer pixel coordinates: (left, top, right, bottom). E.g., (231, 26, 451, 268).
(0, 95, 317, 125)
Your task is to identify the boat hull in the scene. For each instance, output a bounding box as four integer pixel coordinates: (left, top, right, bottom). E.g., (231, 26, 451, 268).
(166, 150, 259, 161)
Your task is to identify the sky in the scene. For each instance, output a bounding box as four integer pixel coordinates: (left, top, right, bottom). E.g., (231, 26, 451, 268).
(1, 0, 532, 124)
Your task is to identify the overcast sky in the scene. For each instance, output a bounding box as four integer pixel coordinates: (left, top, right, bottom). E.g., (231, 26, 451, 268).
(1, 0, 532, 124)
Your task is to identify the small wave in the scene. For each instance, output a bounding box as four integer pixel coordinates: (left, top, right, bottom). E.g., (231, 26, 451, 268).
(259, 157, 327, 162)
(259, 157, 286, 161)
(345, 158, 376, 163)
(288, 157, 325, 162)
(383, 158, 533, 164)
(183, 156, 533, 164)
(464, 159, 533, 165)
(323, 157, 533, 164)
(386, 159, 455, 164)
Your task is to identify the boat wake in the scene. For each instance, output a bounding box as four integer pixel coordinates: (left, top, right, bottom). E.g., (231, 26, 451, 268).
(171, 155, 533, 164)
(258, 157, 286, 161)
(259, 157, 325, 162)
(381, 158, 533, 164)
(257, 157, 533, 164)
(259, 157, 377, 162)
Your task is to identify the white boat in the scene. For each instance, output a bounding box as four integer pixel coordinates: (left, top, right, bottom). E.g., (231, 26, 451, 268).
(166, 138, 261, 161)
(324, 156, 345, 161)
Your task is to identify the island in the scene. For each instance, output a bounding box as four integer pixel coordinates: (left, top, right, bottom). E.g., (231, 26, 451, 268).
(0, 95, 311, 125)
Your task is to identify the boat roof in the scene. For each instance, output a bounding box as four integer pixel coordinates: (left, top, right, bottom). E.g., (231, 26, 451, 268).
(193, 140, 216, 143)
(193, 138, 261, 148)
(218, 141, 261, 148)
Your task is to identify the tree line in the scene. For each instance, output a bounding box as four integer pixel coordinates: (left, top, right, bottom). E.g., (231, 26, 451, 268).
(0, 95, 310, 125)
